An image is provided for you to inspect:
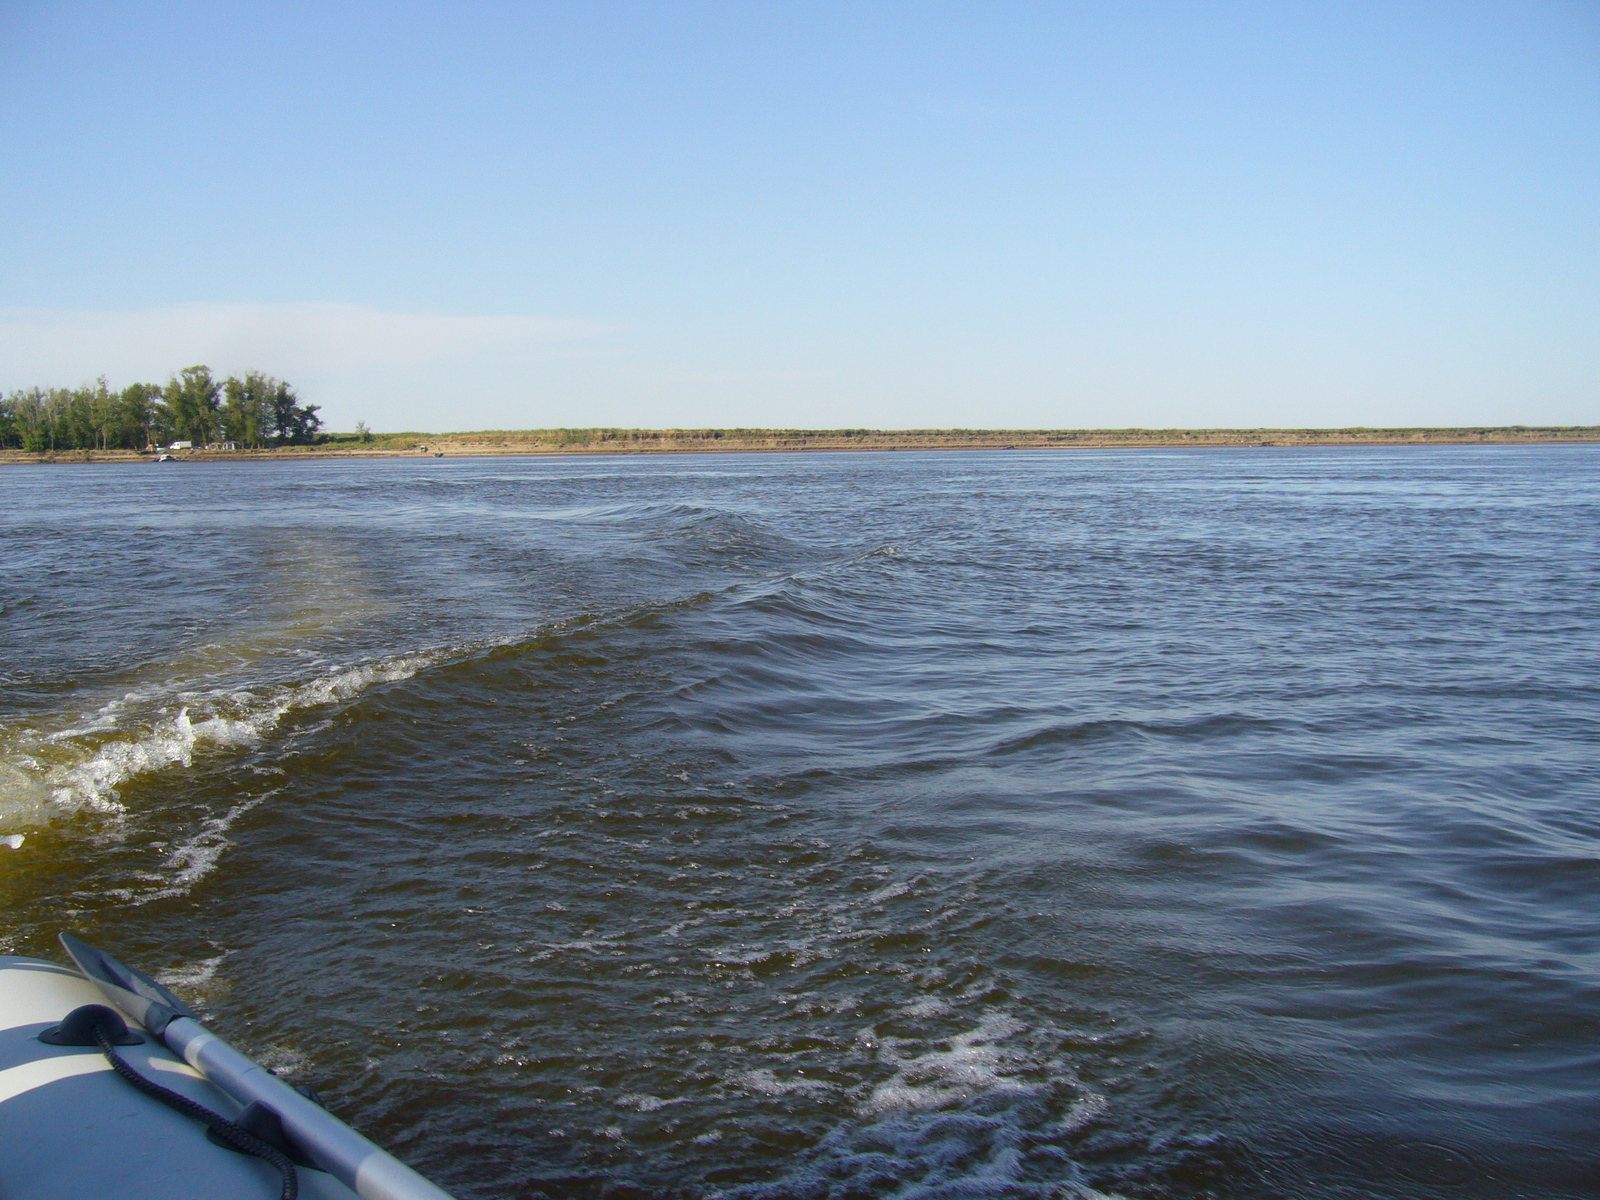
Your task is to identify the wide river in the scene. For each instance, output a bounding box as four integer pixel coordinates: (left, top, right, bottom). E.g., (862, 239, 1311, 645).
(2, 447, 1596, 1199)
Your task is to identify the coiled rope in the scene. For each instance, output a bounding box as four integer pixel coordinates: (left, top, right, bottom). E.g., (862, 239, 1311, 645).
(93, 1021, 299, 1200)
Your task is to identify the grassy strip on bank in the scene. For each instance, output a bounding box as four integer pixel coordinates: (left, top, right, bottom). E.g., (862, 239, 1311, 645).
(346, 425, 1600, 452)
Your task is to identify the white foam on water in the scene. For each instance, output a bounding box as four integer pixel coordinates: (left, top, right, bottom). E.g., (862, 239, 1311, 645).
(527, 938, 622, 961)
(103, 797, 267, 906)
(155, 953, 232, 1016)
(731, 1068, 834, 1098)
(860, 1012, 1031, 1117)
(47, 707, 263, 817)
(0, 762, 53, 833)
(616, 1093, 676, 1113)
(157, 953, 229, 994)
(252, 1043, 312, 1077)
(724, 1047, 1117, 1200)
(0, 648, 452, 833)
(709, 994, 1117, 1200)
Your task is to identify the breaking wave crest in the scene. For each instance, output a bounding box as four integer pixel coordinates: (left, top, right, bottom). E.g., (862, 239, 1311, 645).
(0, 649, 455, 836)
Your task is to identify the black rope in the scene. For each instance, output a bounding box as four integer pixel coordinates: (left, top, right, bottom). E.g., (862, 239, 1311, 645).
(94, 1023, 299, 1200)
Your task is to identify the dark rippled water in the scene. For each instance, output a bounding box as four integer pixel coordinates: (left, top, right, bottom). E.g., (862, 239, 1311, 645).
(3, 447, 1598, 1199)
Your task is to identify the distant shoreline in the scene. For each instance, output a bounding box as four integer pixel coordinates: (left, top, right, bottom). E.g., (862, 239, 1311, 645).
(4, 425, 1598, 465)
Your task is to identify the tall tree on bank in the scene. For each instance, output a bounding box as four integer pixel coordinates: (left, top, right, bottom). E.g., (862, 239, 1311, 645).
(163, 365, 221, 444)
(265, 377, 321, 444)
(121, 383, 167, 447)
(220, 372, 270, 446)
(220, 371, 322, 445)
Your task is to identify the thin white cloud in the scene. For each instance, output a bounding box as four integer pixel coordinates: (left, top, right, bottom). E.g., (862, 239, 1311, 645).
(0, 302, 609, 386)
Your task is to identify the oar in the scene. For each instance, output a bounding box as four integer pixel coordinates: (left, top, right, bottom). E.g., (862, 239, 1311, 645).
(60, 933, 456, 1200)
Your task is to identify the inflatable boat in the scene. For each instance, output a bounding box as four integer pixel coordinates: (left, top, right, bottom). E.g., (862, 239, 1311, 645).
(0, 935, 456, 1199)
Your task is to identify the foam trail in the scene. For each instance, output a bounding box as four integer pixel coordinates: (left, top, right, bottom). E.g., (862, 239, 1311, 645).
(725, 1010, 1118, 1200)
(156, 954, 231, 1016)
(104, 797, 266, 905)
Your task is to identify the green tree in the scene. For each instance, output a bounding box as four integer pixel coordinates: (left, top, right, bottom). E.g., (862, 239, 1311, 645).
(1, 389, 38, 449)
(265, 378, 322, 444)
(220, 372, 275, 447)
(12, 388, 58, 452)
(119, 383, 166, 448)
(77, 377, 142, 450)
(163, 365, 221, 444)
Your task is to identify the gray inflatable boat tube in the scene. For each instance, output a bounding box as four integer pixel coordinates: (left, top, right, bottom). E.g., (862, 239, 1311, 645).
(0, 953, 452, 1199)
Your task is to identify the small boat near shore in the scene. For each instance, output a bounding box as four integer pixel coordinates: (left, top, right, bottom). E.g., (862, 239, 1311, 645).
(0, 935, 456, 1199)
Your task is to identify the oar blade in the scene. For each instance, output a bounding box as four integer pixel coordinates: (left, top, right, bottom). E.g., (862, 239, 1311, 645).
(59, 931, 199, 1034)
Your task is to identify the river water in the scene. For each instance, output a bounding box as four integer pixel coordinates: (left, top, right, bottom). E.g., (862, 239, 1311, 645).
(2, 447, 1596, 1199)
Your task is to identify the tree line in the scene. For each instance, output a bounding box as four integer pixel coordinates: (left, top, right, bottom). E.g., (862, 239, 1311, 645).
(0, 366, 323, 452)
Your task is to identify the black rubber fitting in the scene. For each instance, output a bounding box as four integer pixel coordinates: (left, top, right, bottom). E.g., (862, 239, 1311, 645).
(38, 1003, 145, 1046)
(206, 1101, 314, 1166)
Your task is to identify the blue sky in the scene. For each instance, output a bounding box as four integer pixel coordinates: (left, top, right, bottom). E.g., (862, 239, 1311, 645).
(1, 1, 1596, 431)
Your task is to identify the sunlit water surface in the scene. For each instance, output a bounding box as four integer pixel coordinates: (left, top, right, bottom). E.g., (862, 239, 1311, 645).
(2, 448, 1597, 1199)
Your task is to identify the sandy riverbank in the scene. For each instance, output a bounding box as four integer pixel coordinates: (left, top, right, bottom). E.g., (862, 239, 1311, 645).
(4, 425, 1598, 465)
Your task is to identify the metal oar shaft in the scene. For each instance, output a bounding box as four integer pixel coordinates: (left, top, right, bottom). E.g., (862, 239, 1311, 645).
(161, 1018, 454, 1200)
